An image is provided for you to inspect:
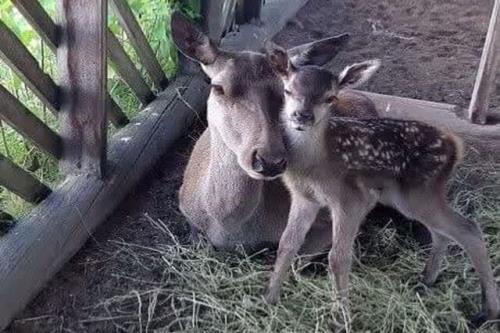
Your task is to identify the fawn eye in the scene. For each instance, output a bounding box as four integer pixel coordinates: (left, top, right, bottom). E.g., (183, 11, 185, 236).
(211, 84, 224, 95)
(284, 89, 292, 96)
(325, 95, 338, 104)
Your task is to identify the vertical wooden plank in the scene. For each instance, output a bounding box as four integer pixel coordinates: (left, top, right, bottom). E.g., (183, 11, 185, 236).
(57, 0, 107, 177)
(110, 0, 168, 89)
(468, 0, 500, 124)
(202, 0, 237, 42)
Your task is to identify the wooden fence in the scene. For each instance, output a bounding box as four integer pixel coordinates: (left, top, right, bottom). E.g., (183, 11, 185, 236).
(0, 0, 212, 329)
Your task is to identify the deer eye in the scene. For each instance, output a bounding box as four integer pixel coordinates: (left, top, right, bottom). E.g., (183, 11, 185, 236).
(211, 84, 224, 95)
(325, 95, 338, 104)
(284, 89, 292, 96)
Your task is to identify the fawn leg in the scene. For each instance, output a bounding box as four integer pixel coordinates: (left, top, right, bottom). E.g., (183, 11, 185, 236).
(422, 230, 449, 286)
(398, 194, 499, 322)
(265, 194, 321, 304)
(328, 190, 377, 305)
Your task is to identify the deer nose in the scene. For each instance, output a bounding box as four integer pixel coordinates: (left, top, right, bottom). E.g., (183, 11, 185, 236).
(252, 151, 287, 178)
(292, 111, 314, 124)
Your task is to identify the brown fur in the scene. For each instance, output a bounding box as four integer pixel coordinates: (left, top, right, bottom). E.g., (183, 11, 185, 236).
(265, 60, 499, 323)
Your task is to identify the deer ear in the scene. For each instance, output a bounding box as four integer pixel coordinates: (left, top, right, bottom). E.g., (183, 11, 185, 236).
(265, 41, 294, 76)
(288, 33, 350, 67)
(338, 59, 381, 89)
(171, 11, 218, 65)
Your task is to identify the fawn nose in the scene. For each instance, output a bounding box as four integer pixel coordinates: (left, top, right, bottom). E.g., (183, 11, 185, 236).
(292, 111, 314, 124)
(251, 151, 287, 178)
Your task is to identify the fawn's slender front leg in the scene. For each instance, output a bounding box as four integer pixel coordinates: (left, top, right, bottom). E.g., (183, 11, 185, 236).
(328, 188, 378, 304)
(265, 193, 321, 304)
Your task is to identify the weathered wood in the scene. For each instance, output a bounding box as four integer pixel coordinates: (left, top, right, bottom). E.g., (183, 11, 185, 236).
(202, 0, 237, 42)
(110, 0, 168, 89)
(235, 0, 262, 24)
(222, 0, 308, 51)
(107, 29, 155, 105)
(0, 153, 51, 203)
(0, 20, 59, 113)
(10, 1, 129, 128)
(57, 0, 108, 177)
(362, 91, 500, 156)
(0, 84, 62, 159)
(12, 0, 59, 51)
(107, 94, 130, 127)
(468, 0, 500, 124)
(0, 75, 208, 330)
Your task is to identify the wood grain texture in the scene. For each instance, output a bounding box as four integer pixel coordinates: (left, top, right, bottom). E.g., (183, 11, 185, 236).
(57, 0, 108, 177)
(0, 75, 208, 330)
(468, 0, 500, 124)
(107, 29, 155, 105)
(0, 153, 51, 203)
(0, 20, 59, 113)
(110, 0, 168, 89)
(10, 0, 129, 128)
(0, 84, 62, 159)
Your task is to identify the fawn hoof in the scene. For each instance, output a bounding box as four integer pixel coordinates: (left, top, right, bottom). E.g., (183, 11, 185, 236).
(469, 310, 500, 328)
(264, 290, 280, 305)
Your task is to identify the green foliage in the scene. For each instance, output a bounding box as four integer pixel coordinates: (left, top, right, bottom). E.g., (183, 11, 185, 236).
(0, 0, 200, 217)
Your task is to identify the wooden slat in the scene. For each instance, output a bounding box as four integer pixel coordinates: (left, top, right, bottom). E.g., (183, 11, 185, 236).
(107, 29, 155, 104)
(57, 0, 108, 177)
(0, 20, 59, 113)
(12, 0, 59, 51)
(11, 1, 129, 128)
(0, 75, 208, 330)
(468, 0, 500, 124)
(0, 84, 62, 159)
(0, 153, 51, 203)
(107, 94, 130, 127)
(110, 0, 168, 89)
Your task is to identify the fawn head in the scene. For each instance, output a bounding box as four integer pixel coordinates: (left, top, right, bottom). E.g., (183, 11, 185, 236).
(172, 12, 350, 179)
(266, 43, 380, 131)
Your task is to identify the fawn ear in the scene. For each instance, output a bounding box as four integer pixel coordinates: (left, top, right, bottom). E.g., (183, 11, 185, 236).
(288, 33, 350, 67)
(171, 11, 218, 65)
(265, 41, 295, 77)
(338, 59, 381, 89)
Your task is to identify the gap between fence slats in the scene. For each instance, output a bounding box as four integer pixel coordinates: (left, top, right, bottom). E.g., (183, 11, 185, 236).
(0, 84, 62, 159)
(107, 29, 155, 105)
(110, 0, 168, 89)
(0, 20, 59, 113)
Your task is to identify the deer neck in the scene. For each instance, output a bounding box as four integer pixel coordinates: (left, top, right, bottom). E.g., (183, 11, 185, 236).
(205, 125, 264, 215)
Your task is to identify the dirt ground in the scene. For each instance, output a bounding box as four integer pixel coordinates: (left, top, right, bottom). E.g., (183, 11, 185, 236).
(8, 0, 497, 331)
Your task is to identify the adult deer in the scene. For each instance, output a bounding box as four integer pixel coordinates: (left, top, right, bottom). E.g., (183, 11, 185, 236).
(172, 12, 377, 253)
(264, 44, 500, 324)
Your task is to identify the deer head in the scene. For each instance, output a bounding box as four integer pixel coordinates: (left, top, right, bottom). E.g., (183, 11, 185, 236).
(266, 42, 380, 131)
(171, 12, 350, 179)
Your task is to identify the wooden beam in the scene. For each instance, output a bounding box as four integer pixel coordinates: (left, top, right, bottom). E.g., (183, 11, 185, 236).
(0, 153, 51, 203)
(468, 0, 500, 124)
(107, 29, 155, 105)
(57, 0, 108, 177)
(110, 0, 168, 89)
(10, 1, 129, 128)
(0, 20, 59, 113)
(0, 84, 62, 159)
(12, 0, 59, 51)
(0, 75, 208, 331)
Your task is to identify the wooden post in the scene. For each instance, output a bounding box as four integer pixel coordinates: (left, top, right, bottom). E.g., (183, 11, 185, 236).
(468, 0, 500, 124)
(57, 0, 107, 177)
